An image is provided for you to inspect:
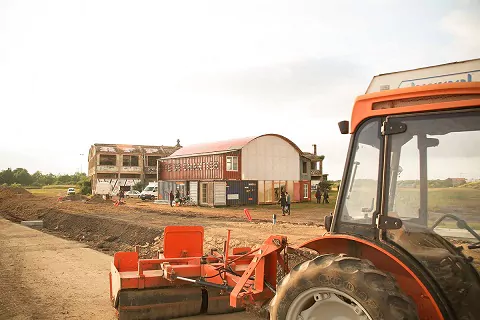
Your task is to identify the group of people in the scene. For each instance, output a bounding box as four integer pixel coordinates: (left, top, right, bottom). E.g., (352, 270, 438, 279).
(315, 188, 329, 204)
(169, 189, 181, 207)
(278, 191, 291, 216)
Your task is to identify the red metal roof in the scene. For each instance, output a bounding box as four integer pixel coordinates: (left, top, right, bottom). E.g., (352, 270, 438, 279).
(167, 134, 302, 158)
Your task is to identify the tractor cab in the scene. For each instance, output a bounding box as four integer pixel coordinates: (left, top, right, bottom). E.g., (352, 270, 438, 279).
(329, 83, 480, 320)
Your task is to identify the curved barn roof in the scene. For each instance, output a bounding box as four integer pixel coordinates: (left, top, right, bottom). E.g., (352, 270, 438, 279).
(167, 134, 302, 158)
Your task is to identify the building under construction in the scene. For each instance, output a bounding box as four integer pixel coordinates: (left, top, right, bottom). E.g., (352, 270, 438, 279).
(88, 141, 180, 194)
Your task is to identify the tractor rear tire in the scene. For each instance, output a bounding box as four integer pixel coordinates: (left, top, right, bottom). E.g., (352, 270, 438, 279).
(269, 254, 418, 320)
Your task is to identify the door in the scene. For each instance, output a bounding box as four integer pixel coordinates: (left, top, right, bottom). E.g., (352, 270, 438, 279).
(213, 181, 226, 206)
(200, 182, 208, 205)
(189, 181, 198, 204)
(384, 111, 480, 320)
(294, 182, 301, 202)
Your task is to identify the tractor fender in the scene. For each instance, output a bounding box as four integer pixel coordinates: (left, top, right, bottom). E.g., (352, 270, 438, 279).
(297, 234, 444, 320)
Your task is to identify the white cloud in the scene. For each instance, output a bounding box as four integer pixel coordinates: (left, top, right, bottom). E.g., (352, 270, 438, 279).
(441, 6, 480, 57)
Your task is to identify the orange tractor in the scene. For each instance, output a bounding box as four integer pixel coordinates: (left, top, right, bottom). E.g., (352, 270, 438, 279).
(110, 60, 480, 319)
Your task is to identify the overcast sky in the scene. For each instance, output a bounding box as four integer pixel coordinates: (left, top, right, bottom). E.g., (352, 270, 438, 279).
(1, 0, 479, 179)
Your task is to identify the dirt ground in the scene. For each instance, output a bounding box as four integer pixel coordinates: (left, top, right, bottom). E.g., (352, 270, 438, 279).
(0, 218, 259, 320)
(0, 187, 331, 259)
(2, 186, 480, 320)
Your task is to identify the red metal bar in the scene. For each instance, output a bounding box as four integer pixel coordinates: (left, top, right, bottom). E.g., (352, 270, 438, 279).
(216, 247, 260, 270)
(229, 235, 287, 307)
(224, 229, 231, 270)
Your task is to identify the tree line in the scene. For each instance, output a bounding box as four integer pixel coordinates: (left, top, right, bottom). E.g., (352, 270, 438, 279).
(0, 168, 88, 187)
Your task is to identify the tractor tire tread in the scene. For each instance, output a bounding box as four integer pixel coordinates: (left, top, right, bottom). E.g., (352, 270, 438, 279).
(270, 253, 419, 320)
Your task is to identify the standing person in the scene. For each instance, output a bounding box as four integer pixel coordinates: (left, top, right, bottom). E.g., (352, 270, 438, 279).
(323, 189, 329, 204)
(175, 189, 180, 202)
(279, 191, 287, 216)
(169, 190, 174, 207)
(315, 188, 321, 204)
(118, 189, 125, 202)
(285, 192, 291, 215)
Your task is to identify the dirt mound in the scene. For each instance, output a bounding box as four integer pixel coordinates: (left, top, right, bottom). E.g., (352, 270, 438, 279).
(60, 194, 88, 202)
(85, 194, 109, 203)
(0, 186, 33, 199)
(43, 211, 163, 257)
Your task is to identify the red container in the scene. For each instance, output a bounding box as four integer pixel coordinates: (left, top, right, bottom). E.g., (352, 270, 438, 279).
(159, 151, 241, 181)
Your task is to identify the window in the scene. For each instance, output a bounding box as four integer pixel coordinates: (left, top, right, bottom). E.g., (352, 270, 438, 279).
(303, 184, 309, 198)
(384, 111, 480, 320)
(339, 119, 381, 224)
(119, 174, 141, 179)
(387, 112, 480, 227)
(226, 156, 238, 171)
(99, 154, 116, 166)
(123, 155, 139, 166)
(147, 156, 161, 167)
(302, 161, 307, 174)
(201, 183, 208, 203)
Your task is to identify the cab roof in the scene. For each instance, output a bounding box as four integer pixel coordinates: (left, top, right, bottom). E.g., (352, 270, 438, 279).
(350, 82, 480, 133)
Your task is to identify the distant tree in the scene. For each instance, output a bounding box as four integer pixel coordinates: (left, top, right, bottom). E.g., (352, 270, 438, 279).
(0, 168, 15, 185)
(55, 174, 72, 185)
(44, 173, 56, 185)
(317, 180, 333, 192)
(77, 176, 92, 195)
(13, 168, 33, 186)
(133, 181, 146, 192)
(32, 171, 46, 186)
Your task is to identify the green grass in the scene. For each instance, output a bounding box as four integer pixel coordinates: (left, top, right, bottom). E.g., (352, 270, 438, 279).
(41, 184, 76, 189)
(29, 187, 78, 196)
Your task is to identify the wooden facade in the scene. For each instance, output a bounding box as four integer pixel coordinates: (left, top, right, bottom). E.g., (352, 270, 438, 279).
(159, 151, 241, 181)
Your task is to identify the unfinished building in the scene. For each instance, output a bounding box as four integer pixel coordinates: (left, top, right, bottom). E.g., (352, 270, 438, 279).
(88, 142, 180, 194)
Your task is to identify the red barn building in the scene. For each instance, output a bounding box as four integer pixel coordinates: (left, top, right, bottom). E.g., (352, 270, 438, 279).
(157, 134, 312, 206)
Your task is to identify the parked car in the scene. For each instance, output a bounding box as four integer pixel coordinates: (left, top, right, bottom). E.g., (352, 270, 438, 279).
(67, 188, 75, 195)
(124, 190, 141, 198)
(140, 193, 156, 201)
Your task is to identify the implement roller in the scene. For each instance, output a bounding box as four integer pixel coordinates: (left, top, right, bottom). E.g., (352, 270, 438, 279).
(109, 226, 288, 319)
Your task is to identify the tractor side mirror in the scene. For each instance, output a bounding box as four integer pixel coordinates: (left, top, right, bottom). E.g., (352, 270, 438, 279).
(338, 121, 349, 134)
(324, 214, 333, 232)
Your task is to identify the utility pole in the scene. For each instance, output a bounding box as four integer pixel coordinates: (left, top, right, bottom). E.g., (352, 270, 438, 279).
(80, 153, 84, 173)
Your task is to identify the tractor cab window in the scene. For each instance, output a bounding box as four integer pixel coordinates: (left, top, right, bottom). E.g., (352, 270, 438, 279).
(385, 110, 480, 319)
(339, 119, 381, 224)
(386, 111, 480, 232)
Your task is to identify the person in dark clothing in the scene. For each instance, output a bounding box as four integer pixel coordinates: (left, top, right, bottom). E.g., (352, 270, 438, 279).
(169, 191, 174, 207)
(285, 192, 291, 215)
(119, 190, 125, 201)
(279, 191, 287, 216)
(322, 189, 329, 204)
(315, 189, 321, 204)
(175, 189, 180, 202)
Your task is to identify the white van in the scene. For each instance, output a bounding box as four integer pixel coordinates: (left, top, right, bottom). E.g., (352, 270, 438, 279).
(140, 182, 157, 200)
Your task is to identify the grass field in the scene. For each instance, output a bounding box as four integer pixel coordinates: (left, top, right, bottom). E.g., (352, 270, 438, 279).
(394, 187, 480, 228)
(29, 187, 77, 197)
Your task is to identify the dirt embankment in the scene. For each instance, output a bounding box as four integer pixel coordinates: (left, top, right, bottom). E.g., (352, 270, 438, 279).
(0, 187, 162, 257)
(0, 187, 323, 260)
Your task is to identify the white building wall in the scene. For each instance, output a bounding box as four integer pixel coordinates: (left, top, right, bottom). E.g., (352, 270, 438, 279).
(241, 136, 300, 181)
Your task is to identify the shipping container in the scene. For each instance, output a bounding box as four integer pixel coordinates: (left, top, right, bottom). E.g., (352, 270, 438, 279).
(157, 180, 177, 201)
(226, 181, 258, 206)
(159, 152, 241, 181)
